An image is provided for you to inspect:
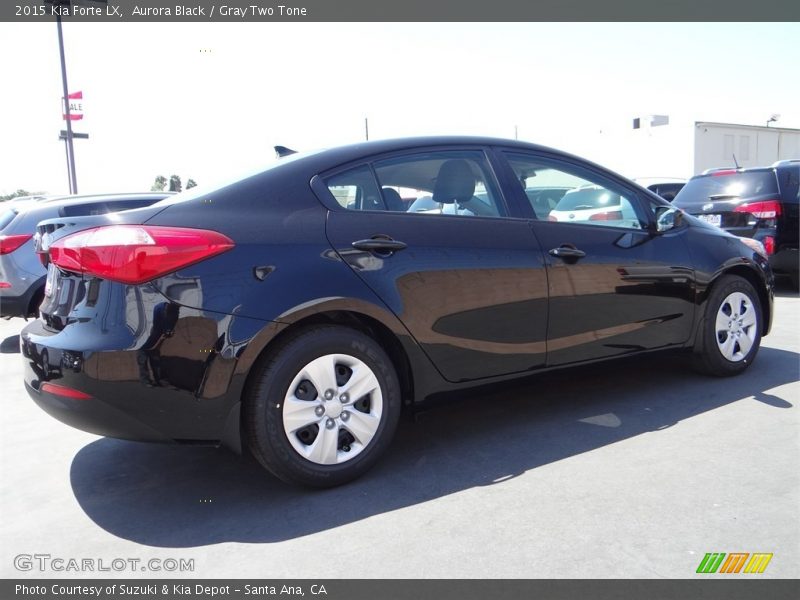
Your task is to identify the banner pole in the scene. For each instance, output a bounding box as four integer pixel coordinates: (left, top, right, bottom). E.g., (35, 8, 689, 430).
(56, 12, 78, 194)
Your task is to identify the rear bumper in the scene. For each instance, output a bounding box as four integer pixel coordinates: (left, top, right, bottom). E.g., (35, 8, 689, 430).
(24, 379, 174, 442)
(20, 316, 243, 445)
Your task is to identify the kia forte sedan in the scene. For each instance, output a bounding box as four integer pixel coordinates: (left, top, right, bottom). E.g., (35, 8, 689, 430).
(21, 137, 774, 487)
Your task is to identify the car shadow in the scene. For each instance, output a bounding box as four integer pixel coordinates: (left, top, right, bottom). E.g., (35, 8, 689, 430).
(1, 334, 20, 354)
(69, 347, 797, 548)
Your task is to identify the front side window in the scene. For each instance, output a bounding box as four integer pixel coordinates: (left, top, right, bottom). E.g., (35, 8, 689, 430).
(325, 150, 507, 218)
(505, 153, 645, 230)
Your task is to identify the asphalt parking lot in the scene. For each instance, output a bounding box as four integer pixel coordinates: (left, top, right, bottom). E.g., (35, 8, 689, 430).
(1, 283, 798, 579)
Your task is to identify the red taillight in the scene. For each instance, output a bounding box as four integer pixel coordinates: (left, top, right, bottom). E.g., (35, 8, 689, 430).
(0, 234, 33, 255)
(48, 225, 235, 285)
(763, 236, 775, 256)
(589, 211, 623, 221)
(734, 200, 782, 219)
(41, 382, 93, 400)
(711, 170, 738, 177)
(0, 282, 10, 289)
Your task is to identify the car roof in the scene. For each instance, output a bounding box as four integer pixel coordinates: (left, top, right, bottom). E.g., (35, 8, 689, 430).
(695, 162, 800, 178)
(301, 136, 580, 167)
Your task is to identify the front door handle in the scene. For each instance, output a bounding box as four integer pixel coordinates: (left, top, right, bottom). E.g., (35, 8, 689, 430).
(549, 246, 586, 260)
(352, 237, 408, 253)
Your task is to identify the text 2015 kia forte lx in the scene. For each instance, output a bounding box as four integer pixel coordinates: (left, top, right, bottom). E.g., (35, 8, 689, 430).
(21, 137, 774, 487)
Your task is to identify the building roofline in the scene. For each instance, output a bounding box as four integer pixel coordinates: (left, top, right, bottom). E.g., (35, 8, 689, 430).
(695, 121, 800, 133)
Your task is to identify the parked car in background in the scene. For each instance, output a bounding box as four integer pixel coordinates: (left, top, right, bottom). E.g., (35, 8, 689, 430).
(21, 137, 773, 488)
(633, 178, 687, 202)
(673, 160, 799, 287)
(547, 184, 642, 228)
(1, 193, 172, 318)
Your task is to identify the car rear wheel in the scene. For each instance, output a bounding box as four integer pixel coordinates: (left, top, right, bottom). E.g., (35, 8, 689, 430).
(695, 275, 762, 376)
(244, 325, 401, 488)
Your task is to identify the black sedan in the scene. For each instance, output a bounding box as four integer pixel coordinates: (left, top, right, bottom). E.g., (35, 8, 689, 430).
(21, 137, 774, 487)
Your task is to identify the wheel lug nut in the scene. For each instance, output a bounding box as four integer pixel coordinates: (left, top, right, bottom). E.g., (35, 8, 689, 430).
(315, 406, 324, 417)
(324, 389, 334, 400)
(325, 418, 335, 429)
(340, 393, 349, 403)
(341, 411, 350, 422)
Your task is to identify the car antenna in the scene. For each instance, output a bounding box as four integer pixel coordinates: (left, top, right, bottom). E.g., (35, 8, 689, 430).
(275, 145, 297, 158)
(732, 153, 740, 169)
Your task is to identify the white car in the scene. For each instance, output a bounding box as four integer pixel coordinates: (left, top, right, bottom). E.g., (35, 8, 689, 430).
(548, 185, 642, 228)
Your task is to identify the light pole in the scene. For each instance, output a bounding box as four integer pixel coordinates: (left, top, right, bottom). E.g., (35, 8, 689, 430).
(45, 0, 107, 194)
(55, 10, 78, 194)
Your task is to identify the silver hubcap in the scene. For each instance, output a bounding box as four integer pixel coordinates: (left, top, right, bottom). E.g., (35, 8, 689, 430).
(282, 354, 383, 465)
(714, 291, 757, 362)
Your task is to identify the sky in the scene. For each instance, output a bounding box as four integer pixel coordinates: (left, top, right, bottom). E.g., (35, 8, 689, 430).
(0, 22, 798, 196)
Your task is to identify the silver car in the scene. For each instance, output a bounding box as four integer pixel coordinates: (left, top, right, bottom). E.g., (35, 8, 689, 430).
(0, 193, 171, 318)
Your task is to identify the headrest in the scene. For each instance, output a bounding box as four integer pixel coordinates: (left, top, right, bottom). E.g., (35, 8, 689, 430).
(381, 187, 405, 212)
(433, 160, 475, 204)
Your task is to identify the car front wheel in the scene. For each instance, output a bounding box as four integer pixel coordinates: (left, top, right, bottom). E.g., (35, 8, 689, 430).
(244, 325, 401, 487)
(695, 275, 762, 376)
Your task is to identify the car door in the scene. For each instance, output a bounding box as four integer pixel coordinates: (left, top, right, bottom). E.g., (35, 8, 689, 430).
(497, 150, 696, 366)
(317, 148, 548, 383)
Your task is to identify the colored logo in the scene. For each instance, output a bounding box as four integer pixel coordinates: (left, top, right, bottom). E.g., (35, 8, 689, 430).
(696, 552, 773, 574)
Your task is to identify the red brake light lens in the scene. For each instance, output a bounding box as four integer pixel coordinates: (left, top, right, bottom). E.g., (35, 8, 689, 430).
(589, 211, 623, 221)
(711, 170, 738, 177)
(0, 234, 33, 255)
(763, 236, 775, 256)
(48, 225, 235, 285)
(733, 200, 782, 220)
(41, 382, 93, 400)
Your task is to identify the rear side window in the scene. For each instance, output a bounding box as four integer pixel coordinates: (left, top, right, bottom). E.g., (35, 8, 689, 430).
(324, 150, 507, 218)
(676, 171, 779, 203)
(777, 166, 799, 203)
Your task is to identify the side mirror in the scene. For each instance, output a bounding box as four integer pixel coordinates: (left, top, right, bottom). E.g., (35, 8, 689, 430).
(654, 206, 681, 233)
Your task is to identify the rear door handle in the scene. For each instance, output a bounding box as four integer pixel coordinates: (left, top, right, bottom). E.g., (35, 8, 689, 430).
(549, 246, 586, 260)
(352, 237, 408, 253)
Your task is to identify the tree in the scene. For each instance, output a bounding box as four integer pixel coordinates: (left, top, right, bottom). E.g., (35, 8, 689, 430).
(150, 174, 196, 193)
(151, 175, 167, 191)
(1, 189, 27, 201)
(169, 175, 182, 193)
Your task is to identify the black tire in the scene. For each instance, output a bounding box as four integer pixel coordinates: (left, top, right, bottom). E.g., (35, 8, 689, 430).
(27, 286, 45, 318)
(244, 325, 401, 488)
(694, 275, 762, 377)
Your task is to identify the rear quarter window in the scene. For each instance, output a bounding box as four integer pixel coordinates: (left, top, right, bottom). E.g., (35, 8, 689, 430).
(0, 209, 17, 231)
(777, 166, 799, 203)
